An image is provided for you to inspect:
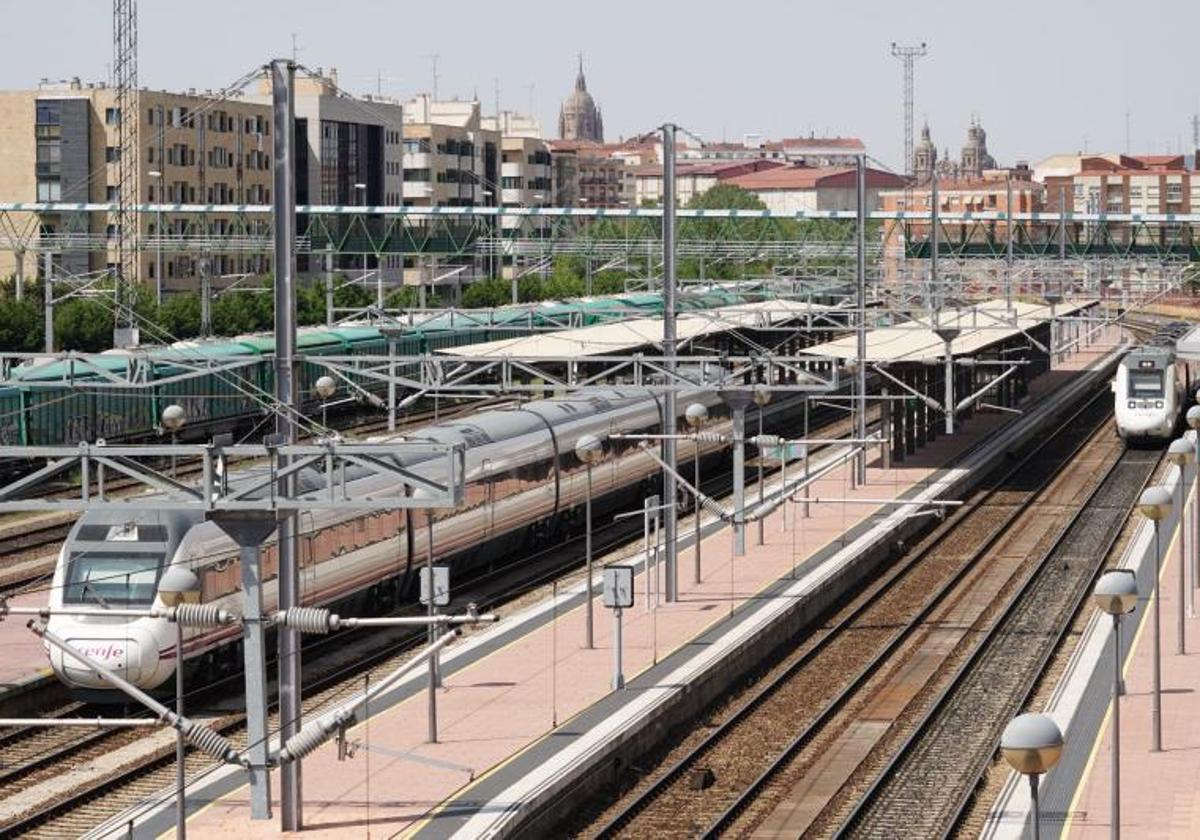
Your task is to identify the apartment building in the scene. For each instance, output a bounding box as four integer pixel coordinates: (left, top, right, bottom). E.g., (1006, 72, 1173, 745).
(0, 77, 274, 285)
(547, 140, 633, 207)
(724, 164, 907, 213)
(251, 68, 406, 277)
(402, 94, 499, 208)
(631, 159, 785, 207)
(878, 168, 1043, 245)
(1043, 155, 1200, 215)
(480, 111, 552, 231)
(1039, 155, 1200, 247)
(678, 134, 866, 166)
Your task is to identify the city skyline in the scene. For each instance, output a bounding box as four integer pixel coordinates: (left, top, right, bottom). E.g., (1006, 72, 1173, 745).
(3, 1, 1199, 173)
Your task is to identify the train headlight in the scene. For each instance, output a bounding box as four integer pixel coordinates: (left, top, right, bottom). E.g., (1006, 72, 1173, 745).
(1128, 401, 1136, 409)
(1156, 401, 1164, 409)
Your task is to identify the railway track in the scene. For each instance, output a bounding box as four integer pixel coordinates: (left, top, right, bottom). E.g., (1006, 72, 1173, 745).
(835, 445, 1160, 839)
(0, 396, 854, 836)
(584, 385, 1124, 840)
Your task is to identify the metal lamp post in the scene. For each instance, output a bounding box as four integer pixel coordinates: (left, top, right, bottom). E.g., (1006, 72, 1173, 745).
(148, 169, 164, 305)
(1167, 438, 1192, 654)
(157, 566, 202, 839)
(1138, 485, 1172, 751)
(1188, 405, 1200, 619)
(161, 404, 186, 479)
(575, 433, 604, 649)
(411, 486, 441, 741)
(1001, 712, 1064, 840)
(314, 375, 337, 429)
(1094, 569, 1139, 840)
(753, 385, 771, 546)
(685, 402, 709, 584)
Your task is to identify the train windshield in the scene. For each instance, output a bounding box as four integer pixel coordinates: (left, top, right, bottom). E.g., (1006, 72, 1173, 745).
(63, 551, 164, 607)
(1128, 369, 1164, 399)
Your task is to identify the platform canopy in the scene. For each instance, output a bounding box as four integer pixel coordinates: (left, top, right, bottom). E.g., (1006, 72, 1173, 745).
(437, 299, 830, 359)
(803, 298, 1096, 363)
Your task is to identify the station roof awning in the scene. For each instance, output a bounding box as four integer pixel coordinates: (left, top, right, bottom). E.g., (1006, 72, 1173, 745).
(437, 299, 829, 358)
(802, 298, 1096, 363)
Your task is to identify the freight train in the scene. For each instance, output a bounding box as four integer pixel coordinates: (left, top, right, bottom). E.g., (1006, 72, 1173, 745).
(1, 288, 756, 448)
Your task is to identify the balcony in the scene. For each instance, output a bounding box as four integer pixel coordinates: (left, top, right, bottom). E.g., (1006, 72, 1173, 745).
(403, 181, 434, 200)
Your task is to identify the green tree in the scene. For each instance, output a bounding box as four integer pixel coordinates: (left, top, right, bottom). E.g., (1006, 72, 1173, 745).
(385, 286, 420, 309)
(298, 282, 326, 326)
(687, 184, 766, 212)
(211, 291, 270, 336)
(54, 299, 114, 352)
(0, 298, 44, 351)
(156, 293, 202, 339)
(462, 278, 510, 308)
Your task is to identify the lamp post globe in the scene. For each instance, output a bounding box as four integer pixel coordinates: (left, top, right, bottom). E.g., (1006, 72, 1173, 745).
(315, 376, 337, 401)
(1187, 405, 1200, 429)
(575, 433, 604, 465)
(1001, 713, 1064, 776)
(685, 402, 709, 430)
(157, 565, 202, 607)
(1167, 437, 1192, 467)
(1138, 486, 1171, 521)
(752, 384, 772, 408)
(1001, 712, 1063, 840)
(161, 404, 187, 433)
(1094, 570, 1138, 616)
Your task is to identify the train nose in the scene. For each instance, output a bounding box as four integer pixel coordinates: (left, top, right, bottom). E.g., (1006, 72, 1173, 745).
(49, 629, 161, 690)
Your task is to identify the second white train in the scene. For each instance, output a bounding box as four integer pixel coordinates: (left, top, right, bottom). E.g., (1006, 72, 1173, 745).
(1113, 323, 1197, 441)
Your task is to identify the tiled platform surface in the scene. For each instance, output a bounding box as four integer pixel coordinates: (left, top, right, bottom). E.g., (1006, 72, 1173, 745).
(90, 329, 1126, 839)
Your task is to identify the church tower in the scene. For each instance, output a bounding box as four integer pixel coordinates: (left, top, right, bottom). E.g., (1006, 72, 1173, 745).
(959, 116, 996, 179)
(913, 122, 937, 183)
(557, 55, 604, 142)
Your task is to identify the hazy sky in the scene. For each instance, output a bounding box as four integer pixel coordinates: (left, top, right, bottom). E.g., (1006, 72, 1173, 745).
(6, 0, 1198, 170)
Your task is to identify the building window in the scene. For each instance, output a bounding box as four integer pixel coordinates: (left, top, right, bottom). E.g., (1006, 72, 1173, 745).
(105, 146, 121, 162)
(36, 102, 62, 125)
(108, 186, 119, 201)
(105, 107, 120, 126)
(1167, 183, 1183, 203)
(36, 141, 61, 165)
(37, 179, 61, 201)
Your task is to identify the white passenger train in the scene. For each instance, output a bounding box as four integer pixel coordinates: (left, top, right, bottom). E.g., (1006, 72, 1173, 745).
(1113, 322, 1197, 442)
(45, 388, 737, 695)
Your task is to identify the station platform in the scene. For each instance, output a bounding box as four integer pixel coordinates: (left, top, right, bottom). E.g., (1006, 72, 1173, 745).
(0, 590, 56, 702)
(983, 430, 1200, 839)
(96, 328, 1128, 838)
